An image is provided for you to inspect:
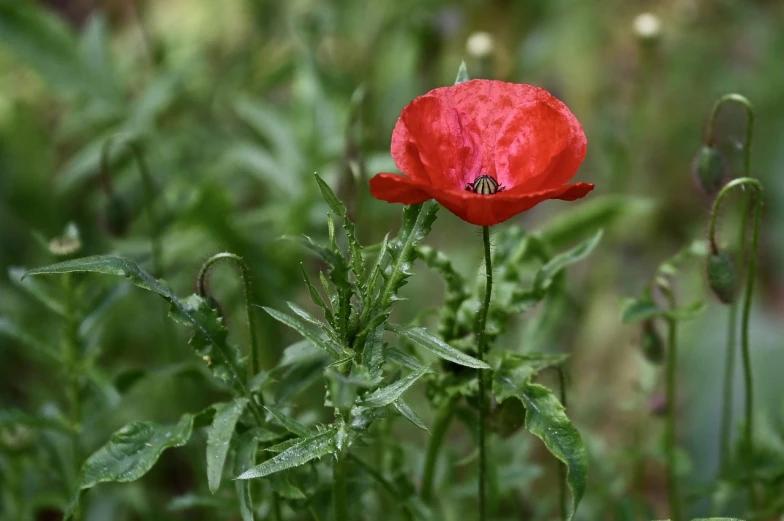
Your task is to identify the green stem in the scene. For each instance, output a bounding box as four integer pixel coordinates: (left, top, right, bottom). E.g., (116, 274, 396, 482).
(421, 399, 456, 502)
(704, 94, 754, 178)
(100, 134, 163, 278)
(476, 226, 493, 521)
(719, 194, 749, 472)
(741, 192, 762, 508)
(62, 273, 82, 520)
(333, 453, 348, 521)
(662, 285, 681, 521)
(707, 177, 763, 508)
(196, 253, 261, 380)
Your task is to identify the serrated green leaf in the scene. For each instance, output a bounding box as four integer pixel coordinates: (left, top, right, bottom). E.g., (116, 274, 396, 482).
(207, 398, 248, 493)
(315, 174, 365, 281)
(262, 306, 341, 359)
(300, 263, 333, 325)
(492, 351, 569, 403)
(520, 383, 586, 521)
(170, 294, 248, 388)
(63, 413, 195, 519)
(390, 325, 490, 369)
(533, 230, 603, 294)
(236, 429, 337, 480)
(394, 400, 428, 432)
(454, 61, 470, 84)
(22, 256, 250, 393)
(265, 407, 311, 438)
(233, 431, 259, 521)
(362, 365, 430, 408)
(377, 202, 439, 310)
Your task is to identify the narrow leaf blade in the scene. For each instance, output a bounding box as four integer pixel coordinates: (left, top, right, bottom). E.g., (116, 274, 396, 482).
(207, 398, 248, 493)
(236, 429, 337, 480)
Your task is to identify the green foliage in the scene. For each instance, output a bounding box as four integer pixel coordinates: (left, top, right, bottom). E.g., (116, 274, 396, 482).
(236, 428, 339, 480)
(63, 413, 197, 519)
(206, 398, 248, 493)
(492, 353, 586, 521)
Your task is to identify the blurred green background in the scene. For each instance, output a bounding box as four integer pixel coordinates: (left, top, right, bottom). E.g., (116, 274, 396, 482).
(1, 0, 784, 520)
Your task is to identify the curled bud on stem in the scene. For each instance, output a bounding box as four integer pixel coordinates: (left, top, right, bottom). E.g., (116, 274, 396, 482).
(691, 145, 728, 196)
(706, 251, 738, 304)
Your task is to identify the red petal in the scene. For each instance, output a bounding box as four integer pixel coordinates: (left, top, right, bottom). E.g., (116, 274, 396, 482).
(391, 94, 482, 190)
(494, 98, 586, 190)
(426, 183, 595, 227)
(369, 174, 431, 205)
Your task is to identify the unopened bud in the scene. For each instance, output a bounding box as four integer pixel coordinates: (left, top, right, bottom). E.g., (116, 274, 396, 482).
(706, 251, 737, 304)
(633, 12, 661, 43)
(692, 145, 728, 196)
(641, 320, 665, 364)
(466, 32, 494, 59)
(102, 194, 130, 237)
(48, 223, 81, 257)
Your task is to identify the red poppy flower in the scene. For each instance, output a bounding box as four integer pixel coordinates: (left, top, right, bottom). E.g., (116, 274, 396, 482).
(370, 79, 593, 226)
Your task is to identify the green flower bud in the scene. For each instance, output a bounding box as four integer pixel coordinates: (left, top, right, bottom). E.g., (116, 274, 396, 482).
(641, 320, 665, 365)
(706, 251, 738, 304)
(691, 145, 728, 196)
(102, 194, 130, 237)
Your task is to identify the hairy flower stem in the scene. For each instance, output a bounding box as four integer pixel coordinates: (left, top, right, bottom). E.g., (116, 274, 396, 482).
(476, 226, 493, 521)
(421, 399, 456, 502)
(709, 177, 763, 508)
(196, 253, 261, 380)
(704, 94, 755, 476)
(333, 453, 349, 521)
(719, 195, 748, 472)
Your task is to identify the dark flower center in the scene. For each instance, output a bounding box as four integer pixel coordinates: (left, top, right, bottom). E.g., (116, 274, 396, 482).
(466, 175, 505, 195)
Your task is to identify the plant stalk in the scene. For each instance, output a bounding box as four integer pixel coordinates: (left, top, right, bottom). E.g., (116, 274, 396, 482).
(665, 310, 681, 521)
(196, 253, 261, 380)
(740, 192, 762, 507)
(708, 177, 763, 507)
(333, 453, 349, 521)
(557, 367, 568, 521)
(476, 226, 493, 521)
(421, 398, 456, 502)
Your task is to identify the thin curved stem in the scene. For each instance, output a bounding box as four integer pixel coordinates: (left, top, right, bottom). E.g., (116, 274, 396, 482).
(100, 134, 163, 278)
(421, 398, 456, 502)
(476, 226, 493, 521)
(708, 178, 763, 254)
(741, 192, 762, 508)
(196, 253, 261, 381)
(707, 177, 763, 508)
(704, 94, 754, 179)
(658, 284, 681, 521)
(719, 194, 749, 472)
